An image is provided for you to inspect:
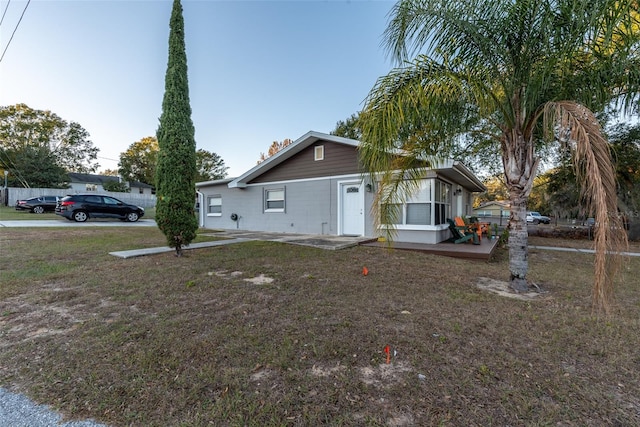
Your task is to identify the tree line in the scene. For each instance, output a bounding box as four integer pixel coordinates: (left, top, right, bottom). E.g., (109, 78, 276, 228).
(0, 103, 228, 189)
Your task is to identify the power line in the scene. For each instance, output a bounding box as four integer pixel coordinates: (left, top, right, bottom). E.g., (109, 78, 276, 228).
(0, 0, 12, 28)
(0, 0, 31, 64)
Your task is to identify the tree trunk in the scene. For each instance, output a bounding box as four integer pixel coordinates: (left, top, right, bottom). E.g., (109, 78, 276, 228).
(502, 129, 538, 293)
(507, 195, 530, 292)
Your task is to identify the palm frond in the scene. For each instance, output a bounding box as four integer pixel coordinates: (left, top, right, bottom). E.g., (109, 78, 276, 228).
(544, 101, 629, 315)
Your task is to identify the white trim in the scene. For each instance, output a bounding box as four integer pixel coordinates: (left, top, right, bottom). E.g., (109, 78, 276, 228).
(314, 145, 324, 161)
(229, 131, 360, 188)
(240, 173, 361, 188)
(381, 224, 449, 231)
(337, 179, 365, 236)
(264, 187, 285, 213)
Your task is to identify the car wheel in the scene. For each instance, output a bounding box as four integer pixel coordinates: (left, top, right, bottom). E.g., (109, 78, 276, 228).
(73, 211, 88, 222)
(32, 206, 45, 214)
(126, 212, 139, 222)
(533, 219, 539, 224)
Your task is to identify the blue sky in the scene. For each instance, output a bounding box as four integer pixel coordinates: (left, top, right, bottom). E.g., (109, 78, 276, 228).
(0, 0, 395, 177)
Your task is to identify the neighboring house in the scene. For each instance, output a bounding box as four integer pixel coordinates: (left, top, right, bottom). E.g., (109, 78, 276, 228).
(66, 173, 154, 195)
(196, 131, 486, 244)
(473, 201, 510, 218)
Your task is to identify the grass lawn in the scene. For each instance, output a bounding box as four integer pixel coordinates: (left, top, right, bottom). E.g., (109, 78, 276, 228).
(0, 227, 639, 426)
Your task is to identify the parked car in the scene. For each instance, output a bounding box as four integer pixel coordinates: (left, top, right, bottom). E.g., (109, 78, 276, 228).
(526, 211, 551, 224)
(15, 196, 59, 213)
(55, 194, 144, 222)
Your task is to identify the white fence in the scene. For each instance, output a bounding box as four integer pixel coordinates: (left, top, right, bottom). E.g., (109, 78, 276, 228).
(1, 187, 157, 208)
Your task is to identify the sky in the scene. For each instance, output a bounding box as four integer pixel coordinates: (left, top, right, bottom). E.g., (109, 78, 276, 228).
(0, 0, 396, 177)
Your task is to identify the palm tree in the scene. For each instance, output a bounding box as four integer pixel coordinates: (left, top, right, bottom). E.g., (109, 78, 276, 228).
(359, 0, 640, 314)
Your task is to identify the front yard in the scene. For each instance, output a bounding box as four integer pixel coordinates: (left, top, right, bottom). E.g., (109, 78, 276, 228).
(0, 227, 639, 426)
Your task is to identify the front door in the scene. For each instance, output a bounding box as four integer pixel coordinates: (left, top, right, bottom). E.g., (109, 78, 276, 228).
(340, 182, 364, 236)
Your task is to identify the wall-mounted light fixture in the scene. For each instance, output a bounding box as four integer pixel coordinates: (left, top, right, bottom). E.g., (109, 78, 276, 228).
(365, 183, 373, 192)
(454, 187, 462, 196)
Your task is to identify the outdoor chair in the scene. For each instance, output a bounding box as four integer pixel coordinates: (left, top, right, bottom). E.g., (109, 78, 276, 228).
(447, 218, 480, 245)
(455, 216, 483, 242)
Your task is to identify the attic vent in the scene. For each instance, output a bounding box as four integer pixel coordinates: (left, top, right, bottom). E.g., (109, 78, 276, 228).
(314, 145, 324, 161)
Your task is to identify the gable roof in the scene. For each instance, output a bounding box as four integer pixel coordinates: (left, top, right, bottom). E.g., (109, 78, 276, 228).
(475, 200, 510, 209)
(228, 131, 359, 188)
(204, 130, 485, 192)
(67, 173, 119, 185)
(67, 173, 153, 189)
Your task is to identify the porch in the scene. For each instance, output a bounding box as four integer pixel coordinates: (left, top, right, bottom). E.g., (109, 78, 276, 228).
(202, 229, 500, 260)
(360, 235, 500, 261)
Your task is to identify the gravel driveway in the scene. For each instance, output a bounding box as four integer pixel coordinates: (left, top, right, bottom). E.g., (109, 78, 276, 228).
(0, 388, 108, 427)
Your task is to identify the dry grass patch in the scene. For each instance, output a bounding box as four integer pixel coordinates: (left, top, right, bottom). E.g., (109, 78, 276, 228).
(0, 228, 639, 426)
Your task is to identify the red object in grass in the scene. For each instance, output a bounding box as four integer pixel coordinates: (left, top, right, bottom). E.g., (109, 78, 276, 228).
(384, 345, 390, 364)
(362, 266, 369, 276)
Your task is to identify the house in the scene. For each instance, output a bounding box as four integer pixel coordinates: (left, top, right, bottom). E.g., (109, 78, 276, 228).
(473, 201, 510, 219)
(196, 131, 486, 244)
(66, 173, 154, 195)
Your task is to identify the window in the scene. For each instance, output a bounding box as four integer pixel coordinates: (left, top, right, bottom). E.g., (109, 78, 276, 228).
(84, 195, 101, 204)
(433, 180, 451, 225)
(314, 145, 324, 161)
(207, 195, 222, 216)
(380, 179, 451, 227)
(103, 196, 120, 205)
(381, 203, 403, 225)
(86, 184, 97, 191)
(406, 203, 431, 225)
(265, 188, 285, 212)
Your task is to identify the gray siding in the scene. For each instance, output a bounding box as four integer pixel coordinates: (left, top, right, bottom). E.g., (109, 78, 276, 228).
(201, 176, 372, 236)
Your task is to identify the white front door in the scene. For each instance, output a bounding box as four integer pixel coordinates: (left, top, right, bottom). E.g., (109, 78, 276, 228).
(340, 182, 364, 236)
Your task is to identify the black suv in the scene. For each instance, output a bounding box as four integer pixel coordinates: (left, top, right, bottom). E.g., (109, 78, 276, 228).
(55, 194, 145, 222)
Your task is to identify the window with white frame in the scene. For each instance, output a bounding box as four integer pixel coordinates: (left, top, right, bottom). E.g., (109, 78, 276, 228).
(264, 188, 285, 212)
(86, 184, 97, 192)
(380, 179, 452, 227)
(314, 145, 324, 161)
(207, 195, 222, 216)
(434, 180, 451, 225)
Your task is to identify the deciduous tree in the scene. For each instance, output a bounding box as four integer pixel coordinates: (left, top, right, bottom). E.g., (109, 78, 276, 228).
(119, 136, 226, 185)
(257, 139, 292, 163)
(119, 136, 159, 186)
(196, 149, 228, 182)
(0, 104, 99, 187)
(6, 146, 68, 188)
(331, 114, 362, 140)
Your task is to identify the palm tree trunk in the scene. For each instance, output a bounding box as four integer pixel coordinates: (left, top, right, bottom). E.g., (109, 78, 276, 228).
(502, 130, 539, 292)
(507, 194, 530, 292)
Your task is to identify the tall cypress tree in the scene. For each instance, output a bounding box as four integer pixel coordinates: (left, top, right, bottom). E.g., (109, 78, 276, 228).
(155, 0, 198, 256)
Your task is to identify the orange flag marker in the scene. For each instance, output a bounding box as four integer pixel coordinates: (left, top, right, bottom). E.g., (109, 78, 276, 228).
(362, 266, 369, 276)
(384, 345, 390, 364)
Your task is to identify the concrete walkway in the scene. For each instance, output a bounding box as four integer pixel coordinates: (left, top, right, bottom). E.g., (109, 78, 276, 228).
(530, 245, 640, 257)
(109, 238, 252, 259)
(109, 231, 375, 259)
